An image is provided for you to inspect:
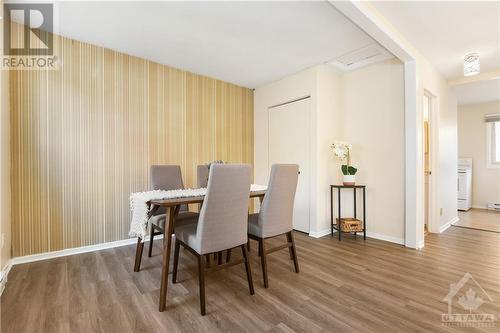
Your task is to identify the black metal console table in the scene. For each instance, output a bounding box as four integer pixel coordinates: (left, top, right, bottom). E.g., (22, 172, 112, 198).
(330, 185, 366, 241)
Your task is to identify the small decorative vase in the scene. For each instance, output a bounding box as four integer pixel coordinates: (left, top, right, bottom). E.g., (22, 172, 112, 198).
(342, 174, 356, 186)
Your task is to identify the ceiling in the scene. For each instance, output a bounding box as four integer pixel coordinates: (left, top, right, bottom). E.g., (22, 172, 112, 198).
(52, 1, 380, 88)
(371, 1, 500, 80)
(452, 79, 500, 105)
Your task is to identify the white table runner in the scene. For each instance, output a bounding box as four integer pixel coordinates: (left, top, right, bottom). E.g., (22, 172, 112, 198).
(129, 184, 267, 240)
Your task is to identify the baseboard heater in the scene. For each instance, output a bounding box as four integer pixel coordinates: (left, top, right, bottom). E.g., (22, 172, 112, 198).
(486, 202, 500, 211)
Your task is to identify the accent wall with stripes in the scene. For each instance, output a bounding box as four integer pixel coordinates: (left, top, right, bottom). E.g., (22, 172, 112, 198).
(10, 33, 253, 256)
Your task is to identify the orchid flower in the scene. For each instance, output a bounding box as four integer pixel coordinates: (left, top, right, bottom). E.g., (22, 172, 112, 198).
(330, 141, 357, 176)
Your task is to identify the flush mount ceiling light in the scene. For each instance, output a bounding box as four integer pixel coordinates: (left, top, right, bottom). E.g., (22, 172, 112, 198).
(464, 53, 480, 76)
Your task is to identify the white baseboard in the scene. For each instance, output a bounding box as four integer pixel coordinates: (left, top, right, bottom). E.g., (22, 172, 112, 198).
(365, 232, 405, 245)
(0, 259, 13, 297)
(472, 205, 487, 209)
(308, 228, 332, 238)
(308, 228, 405, 246)
(10, 234, 164, 266)
(440, 217, 459, 233)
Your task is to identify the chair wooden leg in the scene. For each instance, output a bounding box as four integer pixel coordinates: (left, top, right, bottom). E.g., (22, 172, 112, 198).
(148, 230, 155, 257)
(259, 238, 268, 288)
(247, 240, 251, 252)
(240, 245, 254, 295)
(226, 249, 232, 263)
(286, 232, 293, 260)
(197, 254, 206, 315)
(205, 254, 211, 268)
(217, 251, 223, 265)
(134, 237, 144, 272)
(172, 239, 180, 283)
(288, 231, 300, 273)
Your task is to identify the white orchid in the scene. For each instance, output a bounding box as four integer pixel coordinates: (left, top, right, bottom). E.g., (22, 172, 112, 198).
(330, 141, 352, 161)
(330, 141, 357, 176)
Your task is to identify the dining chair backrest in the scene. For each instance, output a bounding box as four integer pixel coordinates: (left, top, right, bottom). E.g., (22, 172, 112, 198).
(150, 165, 188, 213)
(197, 165, 209, 188)
(258, 164, 299, 238)
(195, 164, 251, 254)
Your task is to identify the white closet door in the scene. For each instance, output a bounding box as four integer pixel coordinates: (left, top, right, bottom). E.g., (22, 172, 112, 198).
(268, 98, 310, 233)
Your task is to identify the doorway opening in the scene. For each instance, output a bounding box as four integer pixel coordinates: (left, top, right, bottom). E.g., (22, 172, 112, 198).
(423, 94, 431, 234)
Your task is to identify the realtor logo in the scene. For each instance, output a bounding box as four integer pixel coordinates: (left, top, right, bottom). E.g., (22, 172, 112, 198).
(2, 3, 56, 70)
(442, 273, 496, 327)
(3, 3, 53, 55)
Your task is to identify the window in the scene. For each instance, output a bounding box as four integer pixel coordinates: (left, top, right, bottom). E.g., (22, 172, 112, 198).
(486, 114, 500, 169)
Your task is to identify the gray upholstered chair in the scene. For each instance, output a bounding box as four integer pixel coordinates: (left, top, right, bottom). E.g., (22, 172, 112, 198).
(134, 165, 199, 272)
(196, 164, 224, 265)
(197, 164, 209, 188)
(247, 164, 300, 288)
(172, 164, 255, 315)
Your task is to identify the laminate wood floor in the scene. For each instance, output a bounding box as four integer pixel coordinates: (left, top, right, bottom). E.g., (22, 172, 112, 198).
(2, 227, 499, 332)
(456, 209, 500, 233)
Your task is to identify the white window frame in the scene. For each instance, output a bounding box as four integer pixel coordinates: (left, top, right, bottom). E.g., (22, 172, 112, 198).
(486, 117, 500, 169)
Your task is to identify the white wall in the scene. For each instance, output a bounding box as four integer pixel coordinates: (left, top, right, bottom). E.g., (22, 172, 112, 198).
(254, 60, 406, 243)
(339, 59, 405, 243)
(254, 65, 340, 237)
(388, 29, 458, 239)
(417, 57, 458, 233)
(458, 101, 500, 208)
(315, 66, 341, 236)
(334, 2, 459, 247)
(254, 66, 317, 191)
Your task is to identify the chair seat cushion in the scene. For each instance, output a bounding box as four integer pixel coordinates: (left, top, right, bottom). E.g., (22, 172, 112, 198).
(174, 221, 200, 253)
(150, 211, 199, 231)
(248, 212, 293, 238)
(247, 213, 264, 238)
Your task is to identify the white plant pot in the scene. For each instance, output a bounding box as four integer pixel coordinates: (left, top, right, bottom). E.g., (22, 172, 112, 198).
(342, 174, 356, 186)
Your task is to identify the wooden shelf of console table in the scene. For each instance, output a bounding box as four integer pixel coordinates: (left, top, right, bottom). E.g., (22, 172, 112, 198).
(330, 185, 366, 241)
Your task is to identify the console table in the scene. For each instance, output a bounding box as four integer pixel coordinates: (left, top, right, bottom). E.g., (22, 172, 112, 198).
(330, 185, 366, 241)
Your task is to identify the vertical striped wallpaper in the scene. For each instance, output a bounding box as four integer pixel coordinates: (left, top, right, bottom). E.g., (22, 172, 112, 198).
(10, 34, 253, 256)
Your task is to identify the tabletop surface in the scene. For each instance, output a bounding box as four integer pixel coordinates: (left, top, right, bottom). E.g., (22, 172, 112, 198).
(149, 189, 266, 206)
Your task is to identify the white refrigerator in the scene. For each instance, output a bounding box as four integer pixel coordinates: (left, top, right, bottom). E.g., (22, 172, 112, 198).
(457, 158, 472, 211)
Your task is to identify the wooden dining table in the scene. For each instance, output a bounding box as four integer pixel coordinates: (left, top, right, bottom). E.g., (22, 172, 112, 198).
(137, 188, 266, 312)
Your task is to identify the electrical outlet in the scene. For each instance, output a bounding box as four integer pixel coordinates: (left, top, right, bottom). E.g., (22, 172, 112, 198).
(440, 208, 443, 216)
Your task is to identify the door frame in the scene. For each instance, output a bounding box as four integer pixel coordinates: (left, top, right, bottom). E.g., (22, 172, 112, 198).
(423, 90, 440, 235)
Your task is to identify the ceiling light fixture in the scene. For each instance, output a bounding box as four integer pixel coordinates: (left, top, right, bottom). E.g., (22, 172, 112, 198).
(464, 53, 480, 76)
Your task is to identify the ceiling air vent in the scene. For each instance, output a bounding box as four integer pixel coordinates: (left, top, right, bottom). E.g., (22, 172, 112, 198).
(328, 44, 394, 71)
